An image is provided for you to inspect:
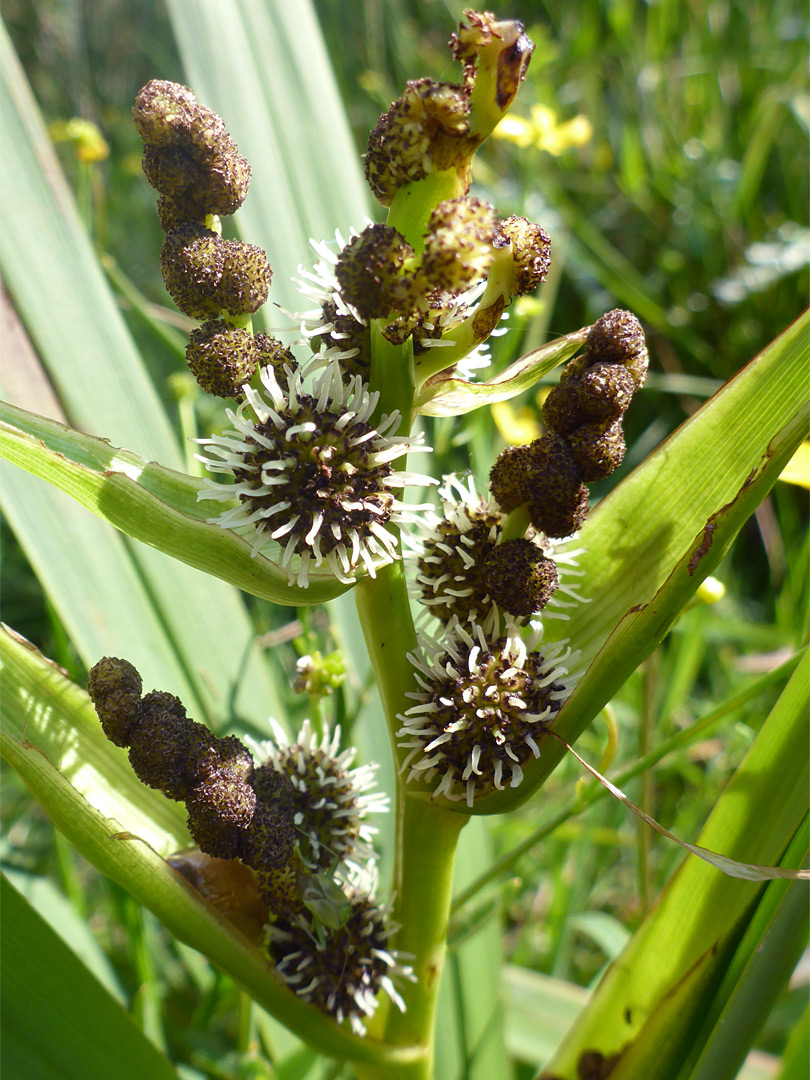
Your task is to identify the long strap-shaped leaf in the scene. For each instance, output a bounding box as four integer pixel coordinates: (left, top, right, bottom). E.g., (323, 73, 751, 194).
(0, 400, 352, 607)
(0, 627, 423, 1070)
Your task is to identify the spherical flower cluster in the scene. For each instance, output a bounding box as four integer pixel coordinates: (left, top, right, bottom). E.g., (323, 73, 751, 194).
(248, 719, 389, 873)
(195, 360, 433, 585)
(408, 474, 585, 631)
(397, 618, 573, 806)
(266, 871, 412, 1035)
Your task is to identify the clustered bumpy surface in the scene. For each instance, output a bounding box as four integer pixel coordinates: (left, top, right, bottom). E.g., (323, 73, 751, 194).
(87, 657, 405, 1032)
(133, 79, 285, 399)
(490, 309, 648, 537)
(298, 12, 548, 379)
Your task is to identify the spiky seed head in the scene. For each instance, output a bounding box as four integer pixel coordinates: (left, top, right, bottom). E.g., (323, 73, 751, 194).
(250, 721, 389, 872)
(267, 887, 408, 1034)
(364, 78, 473, 206)
(483, 539, 560, 615)
(253, 857, 307, 916)
(585, 309, 649, 389)
(185, 322, 258, 398)
(333, 224, 414, 320)
(567, 419, 627, 482)
(419, 197, 496, 296)
(398, 618, 570, 806)
(496, 216, 551, 296)
(253, 333, 298, 391)
(196, 364, 431, 586)
(87, 657, 143, 747)
(415, 483, 503, 625)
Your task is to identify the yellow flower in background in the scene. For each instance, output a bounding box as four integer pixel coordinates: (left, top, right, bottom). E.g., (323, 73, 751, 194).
(778, 441, 810, 488)
(493, 104, 592, 156)
(49, 117, 109, 163)
(492, 399, 542, 444)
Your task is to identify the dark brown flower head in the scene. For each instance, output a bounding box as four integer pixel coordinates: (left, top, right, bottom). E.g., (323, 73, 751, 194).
(567, 419, 627, 482)
(495, 215, 551, 296)
(267, 884, 409, 1034)
(86, 656, 143, 747)
(197, 364, 431, 586)
(491, 435, 588, 539)
(161, 224, 225, 320)
(218, 239, 273, 316)
(488, 443, 534, 513)
(127, 691, 214, 802)
(309, 300, 371, 378)
(418, 197, 496, 296)
(364, 78, 473, 206)
(156, 193, 206, 231)
(134, 80, 251, 219)
(483, 539, 560, 616)
(249, 721, 389, 872)
(398, 618, 571, 806)
(585, 309, 649, 389)
(542, 361, 635, 436)
(185, 321, 258, 398)
(333, 224, 414, 321)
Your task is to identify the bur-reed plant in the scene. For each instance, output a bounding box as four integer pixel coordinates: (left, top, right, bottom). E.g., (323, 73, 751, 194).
(1, 5, 808, 1080)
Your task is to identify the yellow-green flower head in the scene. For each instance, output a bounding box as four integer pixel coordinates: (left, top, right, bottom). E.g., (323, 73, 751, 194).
(495, 215, 552, 297)
(449, 11, 534, 122)
(418, 197, 496, 297)
(585, 309, 649, 389)
(134, 79, 251, 219)
(397, 617, 572, 806)
(185, 322, 258, 399)
(195, 362, 433, 586)
(266, 872, 411, 1035)
(333, 224, 414, 321)
(364, 78, 473, 207)
(161, 224, 272, 320)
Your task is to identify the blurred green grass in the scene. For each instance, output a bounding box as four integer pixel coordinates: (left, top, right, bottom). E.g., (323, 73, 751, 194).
(2, 1, 807, 1076)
